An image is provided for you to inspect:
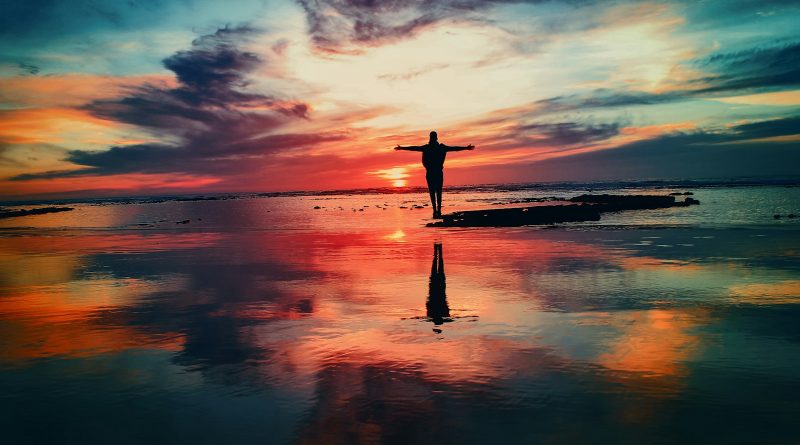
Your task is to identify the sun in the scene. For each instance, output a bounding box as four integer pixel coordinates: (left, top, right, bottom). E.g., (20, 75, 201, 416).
(369, 166, 411, 188)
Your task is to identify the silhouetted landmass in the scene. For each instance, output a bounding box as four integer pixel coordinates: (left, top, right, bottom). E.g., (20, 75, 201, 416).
(0, 206, 74, 219)
(428, 194, 699, 227)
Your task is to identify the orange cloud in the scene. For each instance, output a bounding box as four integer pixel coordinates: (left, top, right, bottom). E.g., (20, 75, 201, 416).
(0, 74, 175, 108)
(0, 173, 221, 198)
(0, 107, 119, 145)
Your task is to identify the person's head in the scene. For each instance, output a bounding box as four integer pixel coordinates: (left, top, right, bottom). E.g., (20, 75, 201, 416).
(429, 131, 438, 142)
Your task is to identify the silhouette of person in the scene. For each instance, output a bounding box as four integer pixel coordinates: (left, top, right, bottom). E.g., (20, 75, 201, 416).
(426, 242, 450, 332)
(395, 131, 474, 218)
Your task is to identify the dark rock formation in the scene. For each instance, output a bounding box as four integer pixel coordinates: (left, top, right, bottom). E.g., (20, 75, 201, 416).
(429, 194, 700, 228)
(0, 206, 74, 219)
(681, 197, 701, 206)
(429, 204, 601, 227)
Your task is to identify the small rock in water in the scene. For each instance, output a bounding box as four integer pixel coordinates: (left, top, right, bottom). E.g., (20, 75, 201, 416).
(788, 213, 797, 218)
(313, 206, 321, 209)
(176, 219, 190, 224)
(774, 214, 781, 219)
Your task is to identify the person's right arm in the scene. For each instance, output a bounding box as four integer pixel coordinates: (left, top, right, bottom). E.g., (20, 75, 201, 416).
(394, 145, 425, 152)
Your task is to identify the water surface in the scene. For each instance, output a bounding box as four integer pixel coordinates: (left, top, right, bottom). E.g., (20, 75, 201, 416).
(1, 184, 799, 444)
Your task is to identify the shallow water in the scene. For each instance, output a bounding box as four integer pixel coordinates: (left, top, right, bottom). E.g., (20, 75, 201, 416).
(1, 185, 799, 444)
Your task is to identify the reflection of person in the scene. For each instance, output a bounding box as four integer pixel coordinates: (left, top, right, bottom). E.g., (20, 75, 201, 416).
(394, 131, 475, 219)
(426, 242, 450, 332)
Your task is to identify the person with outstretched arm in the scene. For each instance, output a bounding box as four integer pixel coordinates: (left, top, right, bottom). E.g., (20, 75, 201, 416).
(394, 131, 475, 218)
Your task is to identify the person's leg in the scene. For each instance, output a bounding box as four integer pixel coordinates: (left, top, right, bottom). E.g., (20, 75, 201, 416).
(435, 172, 444, 216)
(426, 173, 437, 217)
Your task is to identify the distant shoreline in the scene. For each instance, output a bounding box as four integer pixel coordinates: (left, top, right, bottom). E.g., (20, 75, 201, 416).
(1, 178, 798, 208)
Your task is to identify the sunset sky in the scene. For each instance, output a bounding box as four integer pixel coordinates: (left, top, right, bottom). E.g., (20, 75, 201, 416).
(1, 0, 798, 199)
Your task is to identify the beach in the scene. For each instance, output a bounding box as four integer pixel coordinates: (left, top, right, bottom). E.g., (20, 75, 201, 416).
(1, 183, 799, 444)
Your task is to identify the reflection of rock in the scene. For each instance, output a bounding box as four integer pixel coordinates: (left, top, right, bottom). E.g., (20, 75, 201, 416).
(429, 194, 700, 227)
(0, 206, 73, 219)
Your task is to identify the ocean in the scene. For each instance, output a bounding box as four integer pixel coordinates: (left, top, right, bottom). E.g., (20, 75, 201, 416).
(1, 181, 799, 444)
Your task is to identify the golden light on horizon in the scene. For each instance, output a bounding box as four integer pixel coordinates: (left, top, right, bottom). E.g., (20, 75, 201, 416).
(369, 166, 411, 188)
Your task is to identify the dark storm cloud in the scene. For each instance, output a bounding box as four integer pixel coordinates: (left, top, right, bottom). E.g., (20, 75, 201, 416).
(690, 42, 800, 94)
(296, 0, 591, 53)
(526, 116, 800, 181)
(531, 41, 800, 116)
(11, 26, 340, 181)
(86, 26, 292, 117)
(514, 121, 622, 146)
(532, 90, 678, 114)
(297, 0, 441, 53)
(11, 131, 345, 181)
(11, 144, 183, 180)
(732, 116, 800, 139)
